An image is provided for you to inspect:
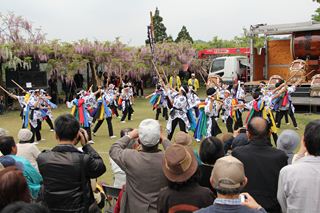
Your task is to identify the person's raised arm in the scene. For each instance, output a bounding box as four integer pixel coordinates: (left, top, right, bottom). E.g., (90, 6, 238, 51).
(271, 82, 286, 94)
(109, 129, 139, 172)
(160, 125, 171, 150)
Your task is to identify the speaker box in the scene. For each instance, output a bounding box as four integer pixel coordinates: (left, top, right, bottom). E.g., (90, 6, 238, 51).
(5, 70, 47, 89)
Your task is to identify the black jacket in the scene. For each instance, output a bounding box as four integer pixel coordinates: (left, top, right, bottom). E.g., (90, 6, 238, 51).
(232, 138, 287, 213)
(37, 144, 106, 213)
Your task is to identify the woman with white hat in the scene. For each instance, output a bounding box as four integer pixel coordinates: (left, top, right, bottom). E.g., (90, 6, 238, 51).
(16, 129, 41, 171)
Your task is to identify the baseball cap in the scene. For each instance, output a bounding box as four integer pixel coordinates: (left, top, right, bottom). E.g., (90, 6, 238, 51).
(162, 144, 198, 182)
(18, 129, 33, 142)
(173, 131, 192, 146)
(212, 156, 245, 190)
(138, 119, 160, 147)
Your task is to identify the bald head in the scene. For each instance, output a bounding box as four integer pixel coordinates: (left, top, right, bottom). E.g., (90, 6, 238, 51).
(248, 117, 269, 139)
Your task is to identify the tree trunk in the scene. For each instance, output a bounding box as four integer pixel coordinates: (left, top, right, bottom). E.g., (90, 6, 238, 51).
(86, 62, 90, 89)
(89, 61, 102, 90)
(0, 62, 6, 107)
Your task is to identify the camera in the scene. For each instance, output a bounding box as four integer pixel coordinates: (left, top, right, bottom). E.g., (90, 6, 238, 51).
(239, 127, 247, 134)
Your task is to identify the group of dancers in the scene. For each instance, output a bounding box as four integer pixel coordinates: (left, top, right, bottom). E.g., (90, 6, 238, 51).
(2, 87, 57, 143)
(66, 82, 135, 143)
(146, 76, 300, 144)
(2, 73, 300, 145)
(2, 80, 136, 144)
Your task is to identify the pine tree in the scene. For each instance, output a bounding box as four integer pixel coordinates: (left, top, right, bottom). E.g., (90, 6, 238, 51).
(312, 7, 320, 21)
(175, 26, 193, 43)
(166, 35, 174, 42)
(152, 7, 167, 43)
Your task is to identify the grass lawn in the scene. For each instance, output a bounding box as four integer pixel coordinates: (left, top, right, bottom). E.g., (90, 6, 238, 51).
(0, 88, 319, 185)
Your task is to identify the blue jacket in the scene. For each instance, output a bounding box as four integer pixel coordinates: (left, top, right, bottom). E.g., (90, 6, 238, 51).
(9, 155, 43, 198)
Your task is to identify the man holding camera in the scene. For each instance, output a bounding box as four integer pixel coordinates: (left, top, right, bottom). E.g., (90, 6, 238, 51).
(109, 119, 171, 213)
(37, 114, 106, 213)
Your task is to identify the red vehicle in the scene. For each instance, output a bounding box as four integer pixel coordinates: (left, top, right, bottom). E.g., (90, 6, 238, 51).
(198, 48, 250, 59)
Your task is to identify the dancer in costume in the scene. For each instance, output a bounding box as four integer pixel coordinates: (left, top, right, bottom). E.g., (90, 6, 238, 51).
(7, 91, 32, 128)
(217, 82, 228, 122)
(243, 89, 278, 143)
(107, 84, 120, 118)
(28, 89, 44, 143)
(194, 88, 222, 141)
(119, 84, 133, 123)
(231, 81, 245, 128)
(259, 81, 267, 95)
(39, 89, 57, 131)
(187, 85, 201, 117)
(222, 90, 235, 133)
(222, 90, 244, 132)
(67, 89, 94, 143)
(145, 84, 168, 121)
(272, 79, 301, 130)
(166, 85, 190, 140)
(92, 89, 116, 138)
(128, 82, 135, 115)
(286, 84, 299, 130)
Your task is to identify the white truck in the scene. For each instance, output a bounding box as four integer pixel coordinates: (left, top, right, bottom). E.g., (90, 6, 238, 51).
(208, 56, 250, 83)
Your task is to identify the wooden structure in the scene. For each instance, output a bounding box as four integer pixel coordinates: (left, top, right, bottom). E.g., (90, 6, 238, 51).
(207, 74, 222, 89)
(249, 21, 320, 82)
(311, 74, 320, 97)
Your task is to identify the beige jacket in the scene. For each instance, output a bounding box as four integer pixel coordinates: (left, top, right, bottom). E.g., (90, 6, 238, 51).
(109, 136, 170, 213)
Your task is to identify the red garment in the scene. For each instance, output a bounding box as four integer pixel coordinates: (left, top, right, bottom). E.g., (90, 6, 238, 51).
(114, 185, 125, 213)
(77, 98, 85, 125)
(282, 92, 289, 107)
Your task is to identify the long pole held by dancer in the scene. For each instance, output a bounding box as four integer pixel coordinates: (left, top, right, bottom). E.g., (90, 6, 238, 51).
(0, 85, 12, 96)
(160, 67, 169, 84)
(199, 67, 208, 83)
(151, 60, 162, 80)
(11, 80, 27, 93)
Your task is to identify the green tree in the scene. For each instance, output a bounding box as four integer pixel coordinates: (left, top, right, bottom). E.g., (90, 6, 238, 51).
(312, 7, 320, 21)
(153, 7, 167, 43)
(175, 26, 193, 43)
(166, 35, 174, 42)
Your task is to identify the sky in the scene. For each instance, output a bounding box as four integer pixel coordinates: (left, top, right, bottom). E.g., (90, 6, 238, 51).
(1, 0, 318, 46)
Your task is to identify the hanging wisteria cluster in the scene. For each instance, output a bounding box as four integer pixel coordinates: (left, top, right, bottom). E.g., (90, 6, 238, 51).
(0, 13, 199, 85)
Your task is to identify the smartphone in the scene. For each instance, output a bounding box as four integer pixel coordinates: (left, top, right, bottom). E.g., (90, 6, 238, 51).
(239, 194, 247, 203)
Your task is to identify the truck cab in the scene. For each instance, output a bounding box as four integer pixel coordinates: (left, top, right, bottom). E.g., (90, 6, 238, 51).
(208, 56, 250, 83)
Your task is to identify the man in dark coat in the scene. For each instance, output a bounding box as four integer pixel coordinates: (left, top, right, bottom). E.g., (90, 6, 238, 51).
(37, 114, 106, 213)
(232, 117, 287, 213)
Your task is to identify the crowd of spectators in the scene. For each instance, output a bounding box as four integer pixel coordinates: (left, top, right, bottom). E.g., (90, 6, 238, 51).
(0, 115, 320, 213)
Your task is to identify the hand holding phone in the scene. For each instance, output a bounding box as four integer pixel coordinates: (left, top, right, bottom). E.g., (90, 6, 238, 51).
(240, 192, 262, 210)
